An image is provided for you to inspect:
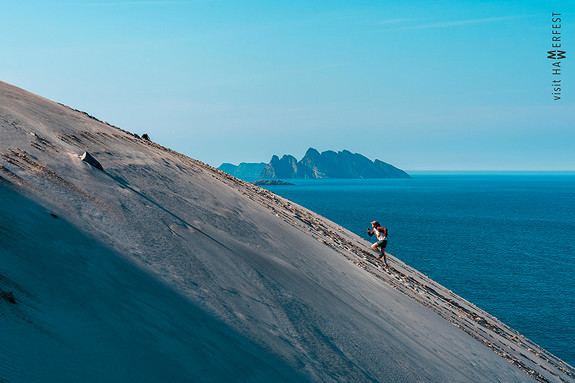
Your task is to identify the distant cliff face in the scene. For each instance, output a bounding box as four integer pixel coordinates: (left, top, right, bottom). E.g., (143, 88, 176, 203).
(260, 155, 299, 178)
(261, 148, 410, 179)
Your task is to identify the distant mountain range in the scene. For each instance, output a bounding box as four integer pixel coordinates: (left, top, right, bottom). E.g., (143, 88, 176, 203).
(219, 148, 410, 179)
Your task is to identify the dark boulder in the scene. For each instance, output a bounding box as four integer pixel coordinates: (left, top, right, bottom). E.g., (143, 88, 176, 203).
(1, 290, 16, 304)
(81, 152, 103, 171)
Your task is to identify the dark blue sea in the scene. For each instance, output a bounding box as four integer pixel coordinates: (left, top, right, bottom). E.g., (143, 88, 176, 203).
(252, 173, 575, 367)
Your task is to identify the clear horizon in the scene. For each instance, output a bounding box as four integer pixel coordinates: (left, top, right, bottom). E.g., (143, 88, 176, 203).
(1, 0, 573, 171)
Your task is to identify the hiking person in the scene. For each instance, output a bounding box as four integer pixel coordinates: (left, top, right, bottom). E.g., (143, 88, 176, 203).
(367, 221, 388, 266)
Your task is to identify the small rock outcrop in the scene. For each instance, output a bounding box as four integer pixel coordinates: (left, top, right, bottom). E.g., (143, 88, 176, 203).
(81, 152, 103, 171)
(253, 180, 294, 186)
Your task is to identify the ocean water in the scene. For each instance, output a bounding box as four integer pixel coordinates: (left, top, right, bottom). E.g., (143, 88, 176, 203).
(254, 173, 575, 367)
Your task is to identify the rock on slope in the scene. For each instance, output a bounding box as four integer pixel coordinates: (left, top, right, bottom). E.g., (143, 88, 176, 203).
(0, 80, 573, 383)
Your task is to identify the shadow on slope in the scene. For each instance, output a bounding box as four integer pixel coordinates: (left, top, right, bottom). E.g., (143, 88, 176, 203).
(0, 180, 309, 383)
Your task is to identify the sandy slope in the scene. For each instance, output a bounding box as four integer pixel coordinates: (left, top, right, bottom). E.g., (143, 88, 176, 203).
(0, 80, 573, 383)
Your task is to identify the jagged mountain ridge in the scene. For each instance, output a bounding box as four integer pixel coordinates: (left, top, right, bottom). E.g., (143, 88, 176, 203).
(0, 80, 573, 383)
(260, 148, 410, 179)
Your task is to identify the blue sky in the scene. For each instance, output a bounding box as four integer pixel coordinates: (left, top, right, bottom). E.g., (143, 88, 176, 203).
(1, 0, 573, 170)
